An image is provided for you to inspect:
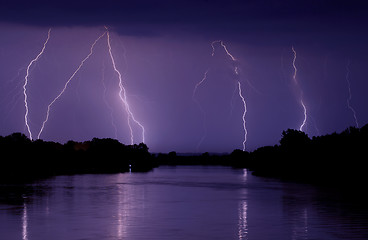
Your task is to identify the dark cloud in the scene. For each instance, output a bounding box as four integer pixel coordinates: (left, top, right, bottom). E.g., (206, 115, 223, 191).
(2, 0, 368, 39)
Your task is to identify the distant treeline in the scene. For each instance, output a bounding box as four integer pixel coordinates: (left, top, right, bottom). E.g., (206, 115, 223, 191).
(156, 124, 368, 189)
(0, 134, 154, 183)
(239, 124, 368, 202)
(1, 123, 368, 185)
(243, 124, 368, 187)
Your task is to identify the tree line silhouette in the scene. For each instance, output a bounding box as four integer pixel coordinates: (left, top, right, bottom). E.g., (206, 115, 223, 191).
(0, 134, 154, 183)
(154, 124, 368, 190)
(244, 124, 368, 188)
(1, 123, 368, 186)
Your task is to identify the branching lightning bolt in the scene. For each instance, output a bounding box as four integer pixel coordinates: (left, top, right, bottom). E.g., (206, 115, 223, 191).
(212, 40, 239, 75)
(23, 28, 51, 140)
(194, 40, 247, 151)
(105, 27, 145, 144)
(216, 41, 247, 151)
(292, 46, 307, 132)
(37, 31, 106, 139)
(345, 59, 359, 128)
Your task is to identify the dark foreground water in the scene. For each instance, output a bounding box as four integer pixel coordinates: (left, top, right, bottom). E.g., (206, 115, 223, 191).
(1, 166, 368, 240)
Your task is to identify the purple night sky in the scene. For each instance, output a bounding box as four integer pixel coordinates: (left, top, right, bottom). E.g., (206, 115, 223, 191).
(1, 0, 368, 153)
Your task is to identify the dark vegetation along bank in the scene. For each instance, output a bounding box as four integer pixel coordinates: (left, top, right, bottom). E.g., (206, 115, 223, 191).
(158, 124, 368, 189)
(247, 124, 368, 187)
(0, 135, 154, 183)
(1, 123, 368, 188)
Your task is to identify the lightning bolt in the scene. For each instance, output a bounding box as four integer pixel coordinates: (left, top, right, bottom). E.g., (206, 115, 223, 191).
(291, 46, 307, 132)
(105, 26, 145, 144)
(23, 28, 51, 140)
(215, 41, 247, 151)
(193, 69, 209, 98)
(37, 31, 106, 139)
(291, 46, 298, 85)
(299, 99, 307, 132)
(192, 69, 209, 150)
(212, 40, 239, 75)
(194, 40, 247, 151)
(237, 81, 247, 151)
(345, 59, 359, 128)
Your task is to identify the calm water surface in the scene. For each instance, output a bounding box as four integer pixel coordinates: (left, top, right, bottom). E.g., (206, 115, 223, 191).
(1, 166, 368, 240)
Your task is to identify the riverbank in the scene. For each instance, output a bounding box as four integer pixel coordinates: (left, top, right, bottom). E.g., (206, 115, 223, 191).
(0, 134, 155, 183)
(246, 125, 368, 187)
(1, 124, 368, 189)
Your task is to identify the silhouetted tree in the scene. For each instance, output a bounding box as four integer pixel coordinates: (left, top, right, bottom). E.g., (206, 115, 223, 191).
(229, 149, 250, 168)
(280, 129, 310, 149)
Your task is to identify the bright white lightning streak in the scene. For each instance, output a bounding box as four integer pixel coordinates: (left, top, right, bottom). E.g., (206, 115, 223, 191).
(23, 28, 51, 140)
(237, 81, 247, 151)
(105, 27, 145, 144)
(213, 40, 247, 150)
(37, 31, 106, 139)
(299, 99, 307, 132)
(292, 46, 307, 132)
(212, 40, 239, 75)
(345, 60, 359, 128)
(219, 41, 247, 150)
(212, 40, 236, 61)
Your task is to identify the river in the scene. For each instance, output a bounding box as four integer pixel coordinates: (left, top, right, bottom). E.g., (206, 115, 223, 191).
(1, 166, 368, 240)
